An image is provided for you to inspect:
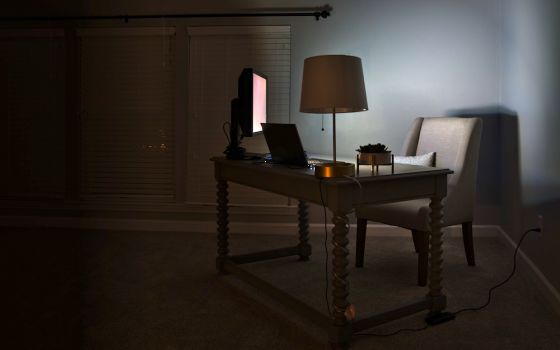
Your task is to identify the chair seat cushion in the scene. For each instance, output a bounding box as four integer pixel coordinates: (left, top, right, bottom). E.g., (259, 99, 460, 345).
(355, 199, 431, 232)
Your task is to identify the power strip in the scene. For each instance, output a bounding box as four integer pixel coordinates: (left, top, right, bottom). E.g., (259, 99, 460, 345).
(425, 311, 456, 326)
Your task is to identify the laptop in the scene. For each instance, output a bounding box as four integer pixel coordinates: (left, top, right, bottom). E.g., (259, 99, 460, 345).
(261, 123, 325, 167)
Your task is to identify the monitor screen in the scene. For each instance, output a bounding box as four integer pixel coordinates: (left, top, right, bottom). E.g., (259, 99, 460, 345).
(238, 68, 267, 137)
(252, 73, 267, 134)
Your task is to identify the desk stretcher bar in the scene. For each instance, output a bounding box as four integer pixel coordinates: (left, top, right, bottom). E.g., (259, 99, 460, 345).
(223, 258, 332, 330)
(230, 245, 309, 264)
(221, 248, 446, 339)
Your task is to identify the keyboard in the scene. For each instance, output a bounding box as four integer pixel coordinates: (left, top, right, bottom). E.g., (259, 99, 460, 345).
(307, 158, 328, 166)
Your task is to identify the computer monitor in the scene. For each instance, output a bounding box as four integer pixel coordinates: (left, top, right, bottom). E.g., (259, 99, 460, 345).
(238, 68, 267, 137)
(224, 68, 268, 159)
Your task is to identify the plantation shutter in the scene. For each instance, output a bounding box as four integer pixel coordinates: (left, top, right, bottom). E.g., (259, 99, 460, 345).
(0, 30, 66, 199)
(78, 28, 176, 202)
(186, 26, 291, 205)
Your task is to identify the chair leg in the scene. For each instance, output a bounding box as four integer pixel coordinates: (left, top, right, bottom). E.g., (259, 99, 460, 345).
(462, 222, 476, 266)
(411, 230, 421, 253)
(417, 231, 429, 286)
(355, 218, 367, 267)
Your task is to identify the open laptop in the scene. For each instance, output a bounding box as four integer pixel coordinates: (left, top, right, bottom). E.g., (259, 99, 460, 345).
(261, 123, 325, 167)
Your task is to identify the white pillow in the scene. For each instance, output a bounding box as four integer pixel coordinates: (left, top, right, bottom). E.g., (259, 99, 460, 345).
(394, 152, 435, 167)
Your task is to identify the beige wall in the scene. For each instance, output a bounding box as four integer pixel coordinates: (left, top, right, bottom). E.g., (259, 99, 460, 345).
(501, 0, 560, 291)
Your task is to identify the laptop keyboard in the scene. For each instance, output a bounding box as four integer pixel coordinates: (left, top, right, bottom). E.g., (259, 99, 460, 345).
(307, 159, 325, 166)
(262, 153, 327, 168)
(307, 158, 327, 166)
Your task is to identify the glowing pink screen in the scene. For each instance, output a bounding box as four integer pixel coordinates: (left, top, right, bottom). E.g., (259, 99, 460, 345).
(252, 73, 267, 133)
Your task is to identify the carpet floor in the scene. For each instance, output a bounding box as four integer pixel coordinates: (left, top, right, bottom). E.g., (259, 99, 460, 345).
(2, 226, 560, 349)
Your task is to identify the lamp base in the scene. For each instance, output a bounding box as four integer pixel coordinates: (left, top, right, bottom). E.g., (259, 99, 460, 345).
(314, 162, 355, 178)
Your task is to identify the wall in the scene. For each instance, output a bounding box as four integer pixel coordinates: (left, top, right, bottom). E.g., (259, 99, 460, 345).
(291, 0, 501, 161)
(0, 1, 79, 17)
(500, 0, 560, 291)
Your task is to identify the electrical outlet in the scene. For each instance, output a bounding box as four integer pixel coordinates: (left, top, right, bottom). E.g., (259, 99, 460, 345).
(537, 214, 544, 234)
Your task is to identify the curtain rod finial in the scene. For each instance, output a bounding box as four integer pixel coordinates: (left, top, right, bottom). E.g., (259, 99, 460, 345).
(313, 10, 330, 20)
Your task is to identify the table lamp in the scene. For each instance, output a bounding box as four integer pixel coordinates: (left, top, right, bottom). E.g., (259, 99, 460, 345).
(300, 55, 368, 178)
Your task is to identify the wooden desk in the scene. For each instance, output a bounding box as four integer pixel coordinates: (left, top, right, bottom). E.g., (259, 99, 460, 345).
(212, 157, 452, 349)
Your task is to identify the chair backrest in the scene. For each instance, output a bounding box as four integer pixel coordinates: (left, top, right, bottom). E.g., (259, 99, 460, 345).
(401, 117, 483, 223)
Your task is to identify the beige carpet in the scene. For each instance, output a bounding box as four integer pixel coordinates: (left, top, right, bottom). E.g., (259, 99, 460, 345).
(3, 226, 560, 349)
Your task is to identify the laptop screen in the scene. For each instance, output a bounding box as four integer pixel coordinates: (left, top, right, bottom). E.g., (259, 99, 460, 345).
(261, 123, 308, 167)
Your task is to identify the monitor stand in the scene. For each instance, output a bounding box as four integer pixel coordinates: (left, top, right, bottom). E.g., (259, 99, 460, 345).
(224, 98, 246, 160)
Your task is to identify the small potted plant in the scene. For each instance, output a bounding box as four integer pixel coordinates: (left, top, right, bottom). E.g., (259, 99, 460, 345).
(356, 143, 392, 165)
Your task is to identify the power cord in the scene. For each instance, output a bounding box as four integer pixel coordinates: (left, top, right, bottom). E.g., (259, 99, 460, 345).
(344, 175, 363, 206)
(222, 121, 231, 143)
(317, 175, 372, 320)
(357, 227, 541, 336)
(318, 178, 331, 317)
(451, 227, 540, 316)
(355, 324, 429, 337)
(318, 176, 363, 318)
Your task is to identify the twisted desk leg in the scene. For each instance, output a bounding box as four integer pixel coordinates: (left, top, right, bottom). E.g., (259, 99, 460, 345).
(297, 200, 312, 261)
(428, 195, 445, 311)
(216, 180, 229, 273)
(330, 210, 352, 348)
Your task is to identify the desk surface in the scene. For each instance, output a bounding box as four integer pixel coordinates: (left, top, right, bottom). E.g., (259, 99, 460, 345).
(212, 157, 451, 181)
(212, 157, 452, 211)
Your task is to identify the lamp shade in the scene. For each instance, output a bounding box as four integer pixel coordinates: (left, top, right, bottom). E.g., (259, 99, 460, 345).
(300, 55, 368, 114)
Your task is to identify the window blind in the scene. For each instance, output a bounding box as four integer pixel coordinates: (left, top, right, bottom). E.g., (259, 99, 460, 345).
(186, 26, 291, 205)
(0, 31, 66, 199)
(78, 28, 176, 201)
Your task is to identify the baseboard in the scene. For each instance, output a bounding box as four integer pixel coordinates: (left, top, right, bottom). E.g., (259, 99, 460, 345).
(0, 215, 500, 237)
(496, 226, 560, 317)
(0, 216, 242, 234)
(0, 215, 370, 234)
(0, 216, 309, 234)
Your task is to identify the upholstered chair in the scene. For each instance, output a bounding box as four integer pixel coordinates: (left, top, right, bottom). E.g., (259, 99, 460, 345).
(355, 117, 483, 286)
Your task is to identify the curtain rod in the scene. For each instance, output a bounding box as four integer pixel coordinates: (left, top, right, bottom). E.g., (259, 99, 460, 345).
(0, 9, 331, 22)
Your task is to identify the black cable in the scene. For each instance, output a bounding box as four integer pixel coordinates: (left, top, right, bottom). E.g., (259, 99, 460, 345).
(222, 121, 231, 144)
(452, 227, 540, 316)
(357, 227, 540, 337)
(318, 178, 331, 317)
(356, 324, 429, 337)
